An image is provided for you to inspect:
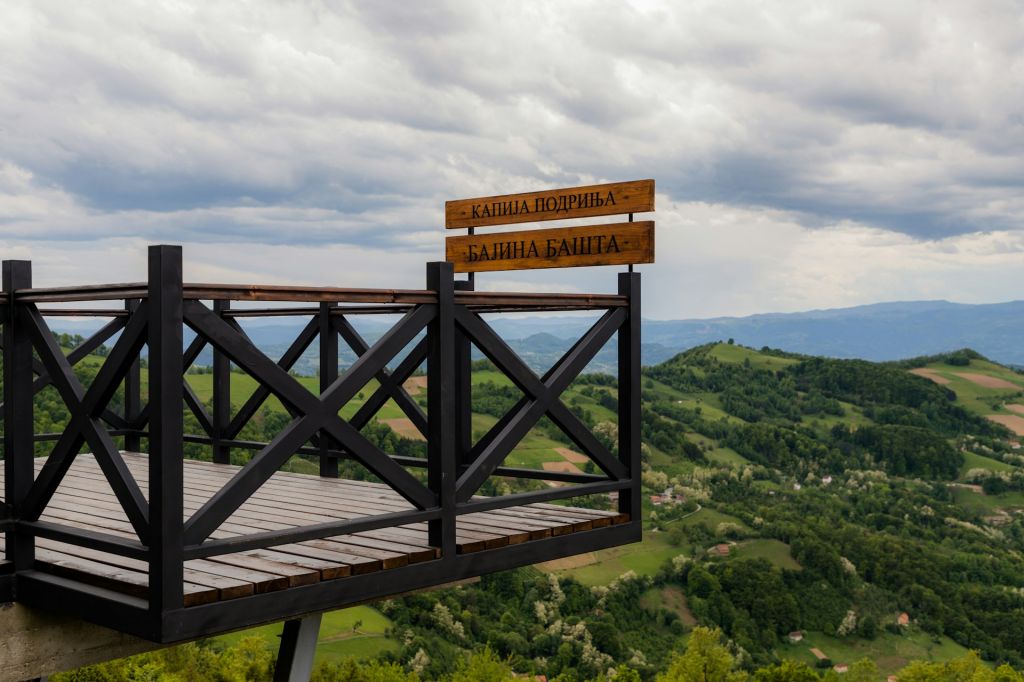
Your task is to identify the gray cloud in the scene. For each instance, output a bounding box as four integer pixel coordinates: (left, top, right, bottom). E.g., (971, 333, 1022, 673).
(1, 0, 1024, 317)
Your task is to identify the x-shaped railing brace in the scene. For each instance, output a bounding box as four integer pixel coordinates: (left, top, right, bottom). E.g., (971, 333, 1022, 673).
(129, 329, 228, 434)
(218, 314, 425, 445)
(453, 306, 628, 502)
(223, 318, 319, 440)
(0, 317, 131, 430)
(181, 301, 437, 546)
(20, 304, 151, 541)
(334, 315, 428, 437)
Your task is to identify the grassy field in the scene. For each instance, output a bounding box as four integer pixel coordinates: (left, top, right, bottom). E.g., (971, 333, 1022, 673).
(909, 360, 1024, 417)
(673, 507, 748, 531)
(776, 628, 972, 676)
(708, 343, 799, 370)
(731, 539, 801, 570)
(706, 447, 749, 467)
(641, 585, 696, 626)
(803, 400, 874, 433)
(952, 486, 1024, 514)
(959, 450, 1016, 477)
(214, 605, 397, 663)
(540, 529, 682, 585)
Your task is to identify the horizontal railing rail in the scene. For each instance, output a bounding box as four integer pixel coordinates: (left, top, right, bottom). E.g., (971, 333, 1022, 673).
(1, 244, 641, 639)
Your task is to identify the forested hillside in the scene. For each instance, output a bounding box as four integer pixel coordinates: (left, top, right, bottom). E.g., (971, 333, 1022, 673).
(12, 337, 1024, 681)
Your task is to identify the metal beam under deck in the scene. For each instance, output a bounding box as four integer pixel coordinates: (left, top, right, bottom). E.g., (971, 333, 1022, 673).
(12, 520, 639, 643)
(161, 519, 640, 643)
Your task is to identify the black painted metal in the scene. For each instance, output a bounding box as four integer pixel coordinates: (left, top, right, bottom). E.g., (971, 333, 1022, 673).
(23, 520, 149, 560)
(4, 260, 36, 571)
(148, 245, 185, 616)
(22, 304, 151, 538)
(224, 318, 318, 440)
(426, 262, 457, 556)
(156, 521, 641, 644)
(124, 299, 143, 453)
(212, 300, 231, 464)
(183, 507, 441, 560)
(274, 613, 322, 682)
(453, 307, 627, 501)
(0, 245, 642, 644)
(454, 280, 474, 470)
(335, 315, 428, 437)
(618, 273, 642, 521)
(319, 301, 340, 478)
(182, 301, 437, 539)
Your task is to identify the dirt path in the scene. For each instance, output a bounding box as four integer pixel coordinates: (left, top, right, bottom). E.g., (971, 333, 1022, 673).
(910, 368, 951, 385)
(542, 460, 584, 474)
(987, 414, 1024, 436)
(382, 417, 426, 441)
(954, 372, 1021, 389)
(402, 376, 428, 395)
(555, 447, 589, 464)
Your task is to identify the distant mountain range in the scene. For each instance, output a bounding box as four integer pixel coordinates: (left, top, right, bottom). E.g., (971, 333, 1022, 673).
(50, 299, 1024, 373)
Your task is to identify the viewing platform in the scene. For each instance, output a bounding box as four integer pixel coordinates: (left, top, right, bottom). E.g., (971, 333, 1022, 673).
(0, 245, 642, 643)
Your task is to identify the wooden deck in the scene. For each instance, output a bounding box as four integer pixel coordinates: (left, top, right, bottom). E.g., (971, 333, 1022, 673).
(0, 454, 626, 607)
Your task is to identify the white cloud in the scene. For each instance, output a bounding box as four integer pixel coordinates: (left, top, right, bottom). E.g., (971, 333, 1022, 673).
(0, 0, 1022, 320)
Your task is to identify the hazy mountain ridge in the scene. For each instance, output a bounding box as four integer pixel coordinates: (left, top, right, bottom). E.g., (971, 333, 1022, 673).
(49, 299, 1024, 372)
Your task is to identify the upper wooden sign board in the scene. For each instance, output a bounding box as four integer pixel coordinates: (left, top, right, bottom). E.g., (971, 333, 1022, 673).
(445, 179, 654, 229)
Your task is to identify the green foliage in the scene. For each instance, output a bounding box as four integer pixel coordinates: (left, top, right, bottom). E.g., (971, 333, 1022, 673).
(53, 636, 275, 682)
(657, 627, 746, 682)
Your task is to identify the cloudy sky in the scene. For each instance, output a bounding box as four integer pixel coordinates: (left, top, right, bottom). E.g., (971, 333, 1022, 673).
(1, 0, 1022, 319)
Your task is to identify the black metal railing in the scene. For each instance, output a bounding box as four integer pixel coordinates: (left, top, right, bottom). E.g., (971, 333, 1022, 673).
(1, 244, 641, 639)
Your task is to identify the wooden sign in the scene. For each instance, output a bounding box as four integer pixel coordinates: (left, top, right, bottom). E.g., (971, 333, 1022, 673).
(446, 221, 654, 273)
(445, 179, 654, 229)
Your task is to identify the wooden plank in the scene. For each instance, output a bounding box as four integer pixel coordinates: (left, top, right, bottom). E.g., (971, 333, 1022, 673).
(202, 554, 319, 588)
(52, 459, 503, 552)
(36, 538, 255, 600)
(186, 558, 292, 593)
(30, 500, 347, 593)
(255, 543, 380, 576)
(445, 179, 654, 229)
(26, 457, 577, 546)
(20, 454, 597, 559)
(35, 548, 217, 607)
(38, 493, 400, 575)
(446, 221, 654, 273)
(20, 459, 575, 552)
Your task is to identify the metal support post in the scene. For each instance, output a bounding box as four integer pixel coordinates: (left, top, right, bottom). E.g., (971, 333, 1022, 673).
(617, 272, 641, 521)
(212, 299, 231, 464)
(454, 279, 474, 468)
(319, 302, 339, 478)
(426, 262, 456, 557)
(148, 245, 185, 620)
(124, 299, 142, 453)
(273, 613, 323, 682)
(3, 260, 35, 571)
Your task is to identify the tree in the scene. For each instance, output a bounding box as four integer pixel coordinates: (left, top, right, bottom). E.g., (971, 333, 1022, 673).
(657, 627, 747, 682)
(754, 660, 820, 682)
(449, 648, 515, 682)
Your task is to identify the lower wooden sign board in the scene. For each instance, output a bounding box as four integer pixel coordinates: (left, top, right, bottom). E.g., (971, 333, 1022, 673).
(445, 221, 654, 273)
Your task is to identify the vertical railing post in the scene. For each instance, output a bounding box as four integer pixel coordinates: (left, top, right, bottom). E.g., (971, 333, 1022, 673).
(319, 302, 339, 478)
(148, 245, 184, 621)
(426, 262, 457, 557)
(212, 299, 231, 464)
(3, 260, 35, 571)
(454, 280, 474, 470)
(124, 298, 142, 453)
(617, 272, 641, 522)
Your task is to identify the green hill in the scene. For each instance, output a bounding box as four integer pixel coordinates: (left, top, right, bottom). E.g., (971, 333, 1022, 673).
(21, 337, 1024, 678)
